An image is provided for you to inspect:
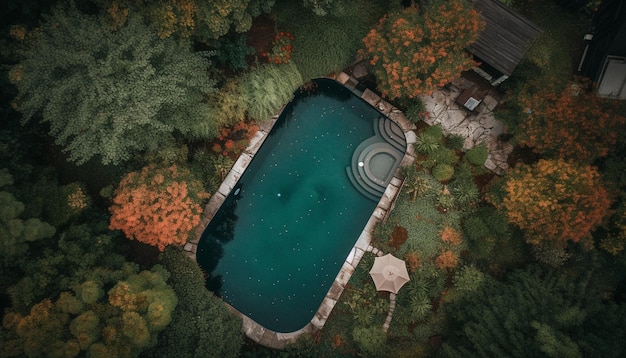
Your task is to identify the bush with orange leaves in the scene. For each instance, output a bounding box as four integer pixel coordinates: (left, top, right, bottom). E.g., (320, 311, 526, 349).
(517, 79, 626, 163)
(361, 0, 484, 99)
(109, 165, 210, 251)
(435, 250, 458, 270)
(441, 226, 462, 246)
(211, 121, 260, 157)
(489, 159, 612, 247)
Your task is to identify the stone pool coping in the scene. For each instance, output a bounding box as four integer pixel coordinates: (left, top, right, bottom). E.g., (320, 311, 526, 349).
(184, 73, 416, 349)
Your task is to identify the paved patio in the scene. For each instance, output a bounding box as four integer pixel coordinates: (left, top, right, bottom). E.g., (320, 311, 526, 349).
(418, 76, 513, 175)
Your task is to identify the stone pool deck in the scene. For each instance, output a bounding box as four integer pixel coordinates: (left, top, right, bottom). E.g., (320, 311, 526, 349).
(183, 73, 417, 349)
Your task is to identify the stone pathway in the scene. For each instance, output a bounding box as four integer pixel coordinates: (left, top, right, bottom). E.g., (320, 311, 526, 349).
(365, 245, 398, 332)
(417, 77, 513, 175)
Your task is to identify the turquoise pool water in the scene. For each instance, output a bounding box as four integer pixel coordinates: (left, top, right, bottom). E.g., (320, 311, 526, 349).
(197, 79, 406, 333)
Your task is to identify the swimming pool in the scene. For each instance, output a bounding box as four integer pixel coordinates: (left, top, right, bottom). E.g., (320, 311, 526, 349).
(197, 78, 406, 333)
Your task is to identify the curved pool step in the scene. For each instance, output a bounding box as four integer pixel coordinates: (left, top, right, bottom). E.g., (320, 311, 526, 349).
(347, 143, 404, 202)
(347, 116, 406, 202)
(376, 117, 406, 153)
(347, 143, 386, 201)
(346, 168, 382, 202)
(356, 142, 395, 191)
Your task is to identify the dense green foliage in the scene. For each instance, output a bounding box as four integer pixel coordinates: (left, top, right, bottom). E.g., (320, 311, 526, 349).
(442, 266, 626, 357)
(11, 6, 217, 165)
(146, 247, 243, 358)
(240, 62, 303, 121)
(275, 0, 386, 80)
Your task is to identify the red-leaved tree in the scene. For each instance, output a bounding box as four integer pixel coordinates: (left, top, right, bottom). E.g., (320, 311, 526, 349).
(517, 79, 626, 163)
(109, 165, 209, 251)
(361, 0, 484, 99)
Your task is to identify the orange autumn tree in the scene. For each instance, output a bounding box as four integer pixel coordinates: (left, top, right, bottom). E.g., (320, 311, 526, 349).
(361, 0, 484, 99)
(517, 79, 626, 163)
(489, 159, 612, 247)
(109, 164, 209, 251)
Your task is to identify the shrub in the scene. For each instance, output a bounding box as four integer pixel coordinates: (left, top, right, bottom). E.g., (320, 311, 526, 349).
(441, 226, 462, 246)
(436, 191, 456, 211)
(403, 99, 426, 125)
(452, 265, 486, 293)
(425, 124, 444, 138)
(435, 250, 458, 270)
(215, 34, 254, 71)
(445, 134, 466, 151)
(416, 131, 441, 155)
(208, 79, 248, 127)
(431, 147, 459, 166)
(404, 251, 421, 272)
(262, 31, 295, 65)
(275, 1, 385, 80)
(432, 164, 454, 182)
(241, 62, 303, 121)
(451, 180, 479, 207)
(465, 145, 488, 166)
(353, 326, 386, 356)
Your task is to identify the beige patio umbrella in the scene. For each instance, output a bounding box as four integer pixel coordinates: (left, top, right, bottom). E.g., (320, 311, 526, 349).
(369, 253, 410, 293)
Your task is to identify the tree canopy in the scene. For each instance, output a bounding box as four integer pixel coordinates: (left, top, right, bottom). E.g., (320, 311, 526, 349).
(109, 164, 209, 251)
(361, 0, 484, 99)
(517, 79, 626, 163)
(442, 266, 626, 358)
(11, 5, 218, 165)
(489, 159, 612, 247)
(103, 0, 274, 41)
(145, 247, 243, 358)
(2, 265, 177, 357)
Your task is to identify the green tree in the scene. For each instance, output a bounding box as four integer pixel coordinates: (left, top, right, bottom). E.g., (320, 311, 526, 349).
(115, 0, 275, 41)
(11, 5, 217, 165)
(361, 0, 484, 99)
(442, 266, 626, 358)
(6, 222, 126, 313)
(146, 247, 243, 358)
(0, 169, 55, 265)
(2, 265, 177, 357)
(302, 0, 350, 16)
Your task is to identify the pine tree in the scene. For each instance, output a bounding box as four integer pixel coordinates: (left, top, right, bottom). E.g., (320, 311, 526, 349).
(441, 266, 626, 358)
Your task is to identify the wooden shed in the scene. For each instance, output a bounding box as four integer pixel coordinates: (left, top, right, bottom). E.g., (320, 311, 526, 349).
(468, 0, 542, 85)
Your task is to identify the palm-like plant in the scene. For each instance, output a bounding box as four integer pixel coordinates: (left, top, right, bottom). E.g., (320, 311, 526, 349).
(409, 292, 432, 321)
(415, 131, 441, 154)
(404, 175, 430, 202)
(452, 181, 479, 207)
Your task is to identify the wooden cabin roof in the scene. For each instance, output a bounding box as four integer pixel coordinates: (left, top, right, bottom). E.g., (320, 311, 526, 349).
(469, 0, 543, 76)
